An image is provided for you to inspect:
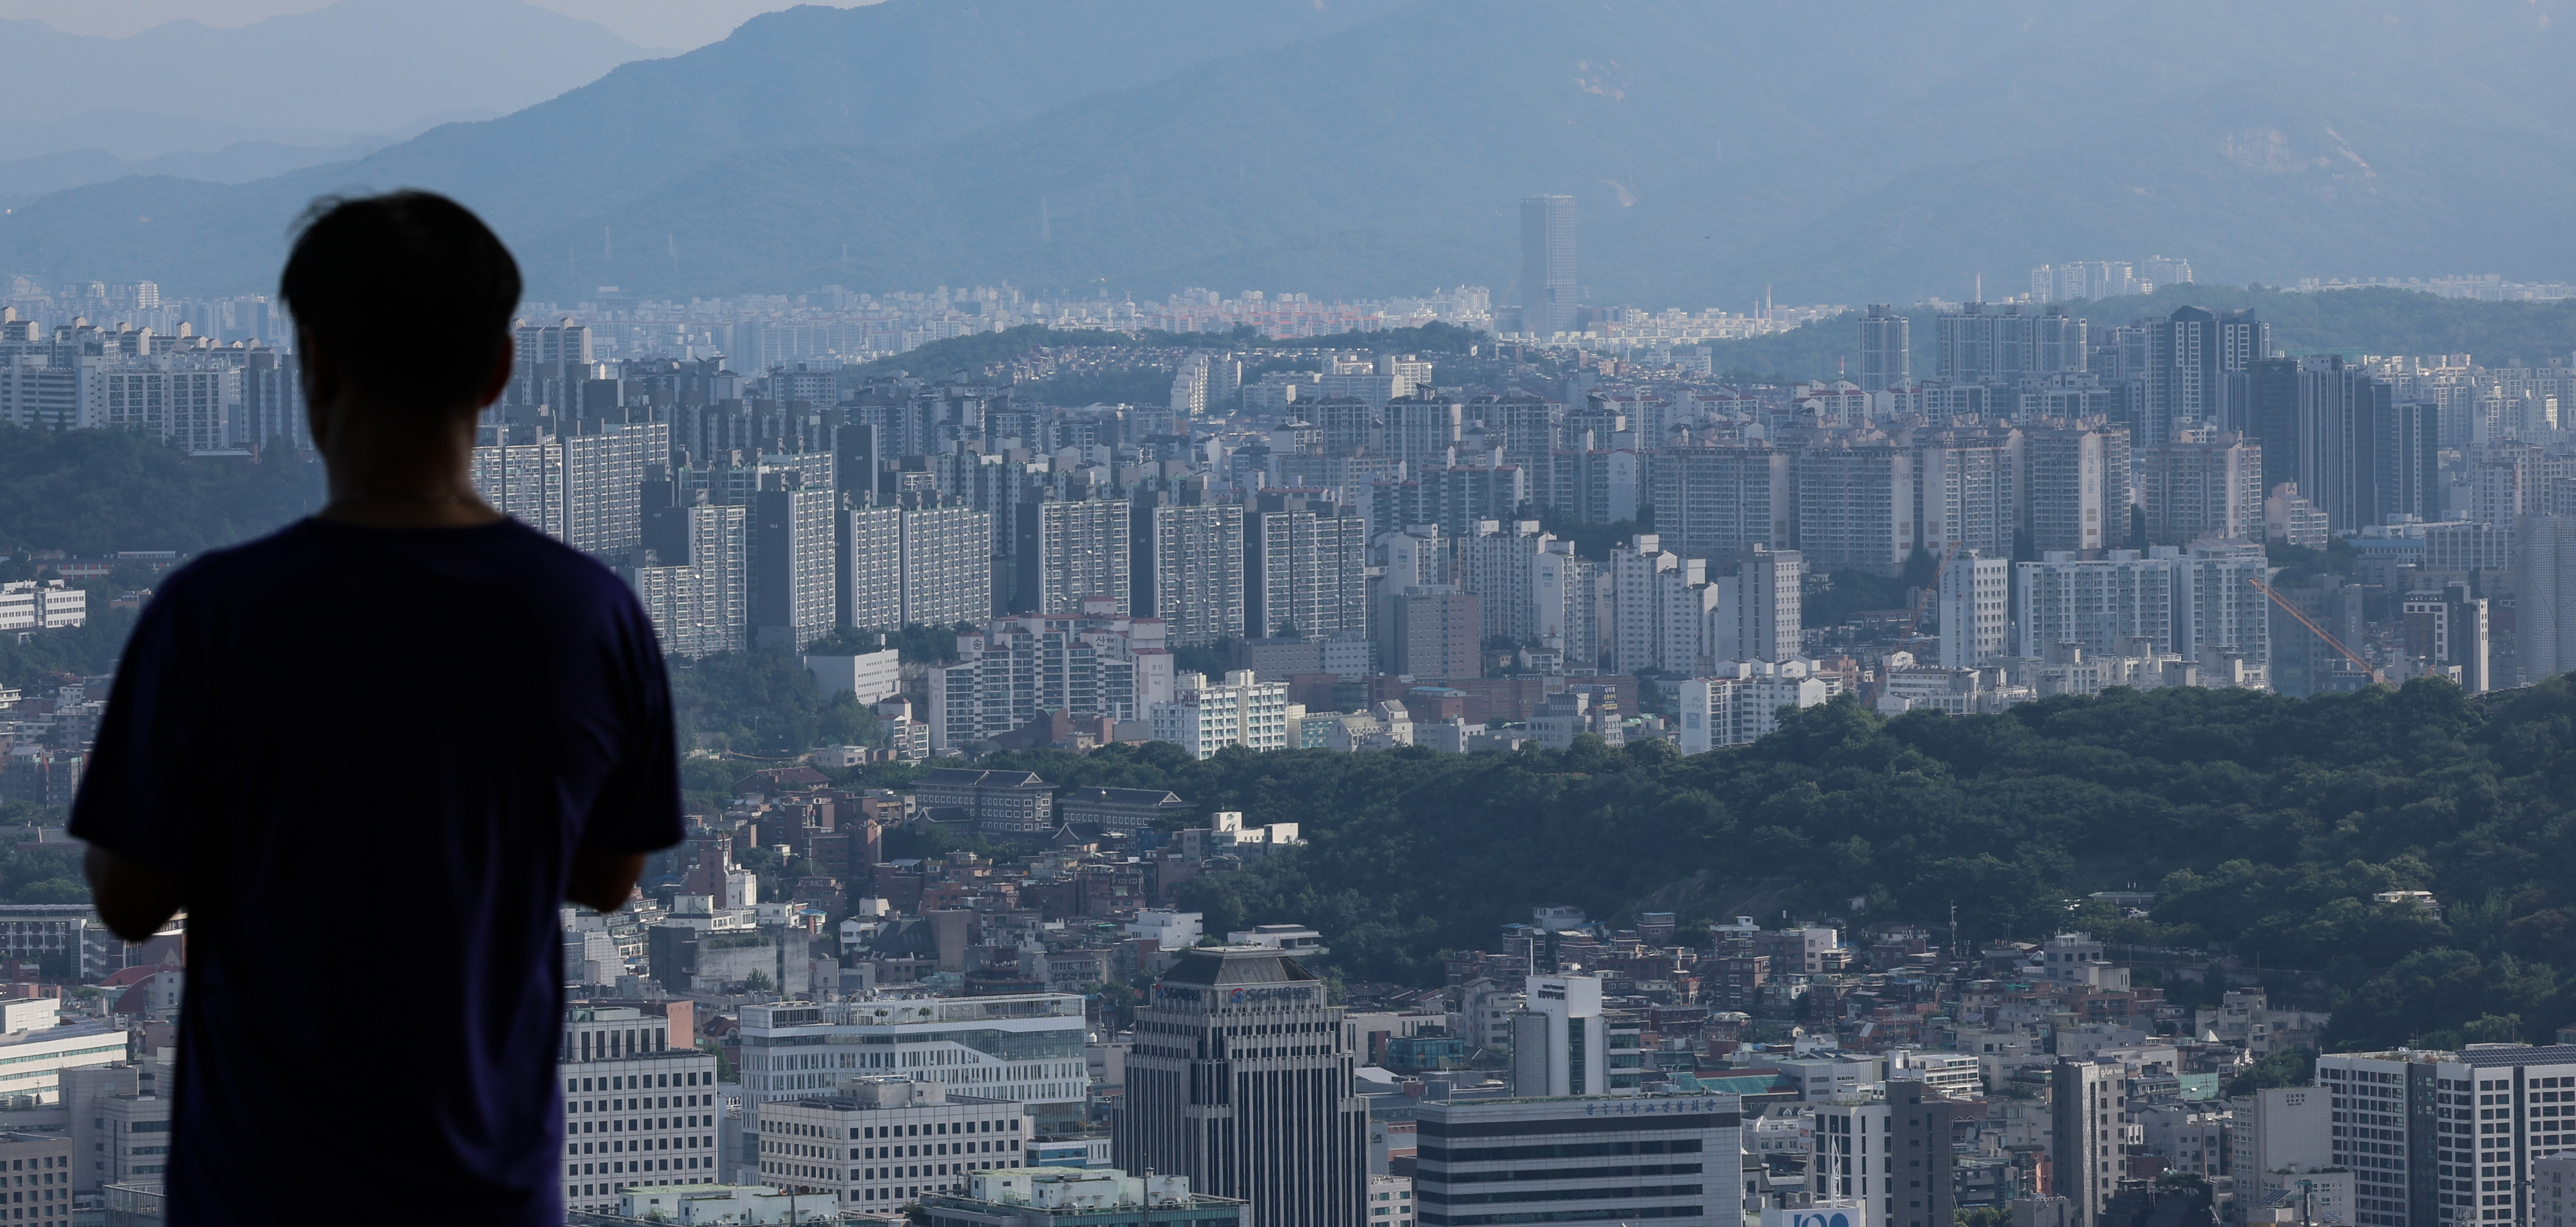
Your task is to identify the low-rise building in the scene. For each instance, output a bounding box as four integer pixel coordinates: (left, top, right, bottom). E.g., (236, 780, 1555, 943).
(923, 1166, 1245, 1227)
(1415, 1092, 1744, 1227)
(610, 1183, 841, 1224)
(756, 1078, 1030, 1212)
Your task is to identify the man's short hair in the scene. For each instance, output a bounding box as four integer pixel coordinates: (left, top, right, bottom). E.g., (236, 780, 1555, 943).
(279, 191, 521, 413)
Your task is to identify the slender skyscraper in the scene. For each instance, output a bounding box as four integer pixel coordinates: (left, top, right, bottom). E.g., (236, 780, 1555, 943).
(1117, 947, 1365, 1227)
(1520, 195, 1576, 335)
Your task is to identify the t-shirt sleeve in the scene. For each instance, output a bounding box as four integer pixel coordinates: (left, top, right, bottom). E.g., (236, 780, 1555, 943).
(67, 586, 207, 873)
(575, 592, 685, 856)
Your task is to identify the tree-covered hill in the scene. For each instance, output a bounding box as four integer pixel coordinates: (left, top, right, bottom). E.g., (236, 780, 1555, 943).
(981, 677, 2576, 1051)
(0, 427, 324, 556)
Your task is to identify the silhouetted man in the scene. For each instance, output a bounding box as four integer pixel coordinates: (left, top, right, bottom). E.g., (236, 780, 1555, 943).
(71, 192, 680, 1224)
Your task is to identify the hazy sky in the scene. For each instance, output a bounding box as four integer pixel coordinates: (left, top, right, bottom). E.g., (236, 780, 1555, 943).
(0, 0, 864, 50)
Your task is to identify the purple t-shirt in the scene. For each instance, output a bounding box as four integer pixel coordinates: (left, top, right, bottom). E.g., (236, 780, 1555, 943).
(70, 516, 682, 1224)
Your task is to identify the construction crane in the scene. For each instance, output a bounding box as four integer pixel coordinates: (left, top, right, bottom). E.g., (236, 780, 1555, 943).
(2247, 576, 2387, 686)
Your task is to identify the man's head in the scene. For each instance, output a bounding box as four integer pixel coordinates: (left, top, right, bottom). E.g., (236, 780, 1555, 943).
(279, 191, 520, 424)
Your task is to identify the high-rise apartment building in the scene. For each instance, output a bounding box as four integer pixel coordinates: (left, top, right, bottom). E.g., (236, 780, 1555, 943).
(1649, 445, 1794, 567)
(1117, 946, 1366, 1227)
(1417, 1092, 1742, 1227)
(1915, 434, 2018, 557)
(2013, 550, 2179, 659)
(1860, 304, 1911, 391)
(1797, 440, 1915, 574)
(846, 501, 994, 632)
(1734, 545, 1804, 664)
(2052, 1061, 2129, 1227)
(1933, 303, 2086, 385)
(1532, 544, 1599, 666)
(752, 480, 838, 650)
(1150, 670, 1289, 758)
(2140, 431, 2263, 545)
(1520, 195, 1577, 335)
(1378, 588, 1481, 682)
(1938, 550, 2009, 667)
(1247, 501, 1368, 641)
(632, 502, 749, 659)
(2515, 516, 2576, 684)
(564, 422, 670, 556)
(925, 612, 1173, 750)
(2023, 420, 2132, 556)
(2174, 539, 2271, 680)
(2143, 306, 2266, 444)
(1144, 503, 1246, 648)
(1384, 394, 1464, 473)
(1019, 499, 1132, 615)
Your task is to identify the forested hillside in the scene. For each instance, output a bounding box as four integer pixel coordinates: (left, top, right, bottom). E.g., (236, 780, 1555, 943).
(0, 427, 324, 556)
(980, 677, 2576, 1052)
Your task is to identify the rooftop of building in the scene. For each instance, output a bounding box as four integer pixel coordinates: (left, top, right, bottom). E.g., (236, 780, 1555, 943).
(1159, 946, 1321, 987)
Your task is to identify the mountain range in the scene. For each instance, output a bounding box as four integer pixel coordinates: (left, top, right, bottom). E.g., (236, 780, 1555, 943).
(5, 0, 2575, 308)
(0, 0, 656, 164)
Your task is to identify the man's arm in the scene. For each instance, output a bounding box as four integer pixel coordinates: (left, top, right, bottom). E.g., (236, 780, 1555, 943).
(565, 850, 646, 914)
(85, 846, 182, 942)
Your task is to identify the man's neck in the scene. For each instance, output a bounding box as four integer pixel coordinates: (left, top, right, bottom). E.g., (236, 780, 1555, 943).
(312, 402, 506, 529)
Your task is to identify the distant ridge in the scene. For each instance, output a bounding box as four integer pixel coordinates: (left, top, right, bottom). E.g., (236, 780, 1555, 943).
(5, 0, 2573, 306)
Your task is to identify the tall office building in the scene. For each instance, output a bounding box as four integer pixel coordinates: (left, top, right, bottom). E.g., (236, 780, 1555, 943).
(1145, 503, 1247, 647)
(1247, 501, 1368, 640)
(2053, 1061, 2129, 1227)
(1860, 304, 1911, 391)
(1508, 975, 1608, 1098)
(1019, 499, 1132, 615)
(1519, 195, 1577, 335)
(752, 480, 837, 650)
(2254, 357, 2432, 532)
(1938, 550, 2009, 667)
(1117, 947, 1366, 1227)
(1418, 1093, 1742, 1227)
(2313, 1043, 2576, 1227)
(1814, 1078, 1956, 1227)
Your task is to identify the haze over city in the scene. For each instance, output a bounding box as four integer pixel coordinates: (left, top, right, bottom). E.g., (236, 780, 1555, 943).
(0, 4, 2573, 1226)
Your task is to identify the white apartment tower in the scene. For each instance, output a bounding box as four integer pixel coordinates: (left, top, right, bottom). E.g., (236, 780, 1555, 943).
(1938, 550, 2010, 667)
